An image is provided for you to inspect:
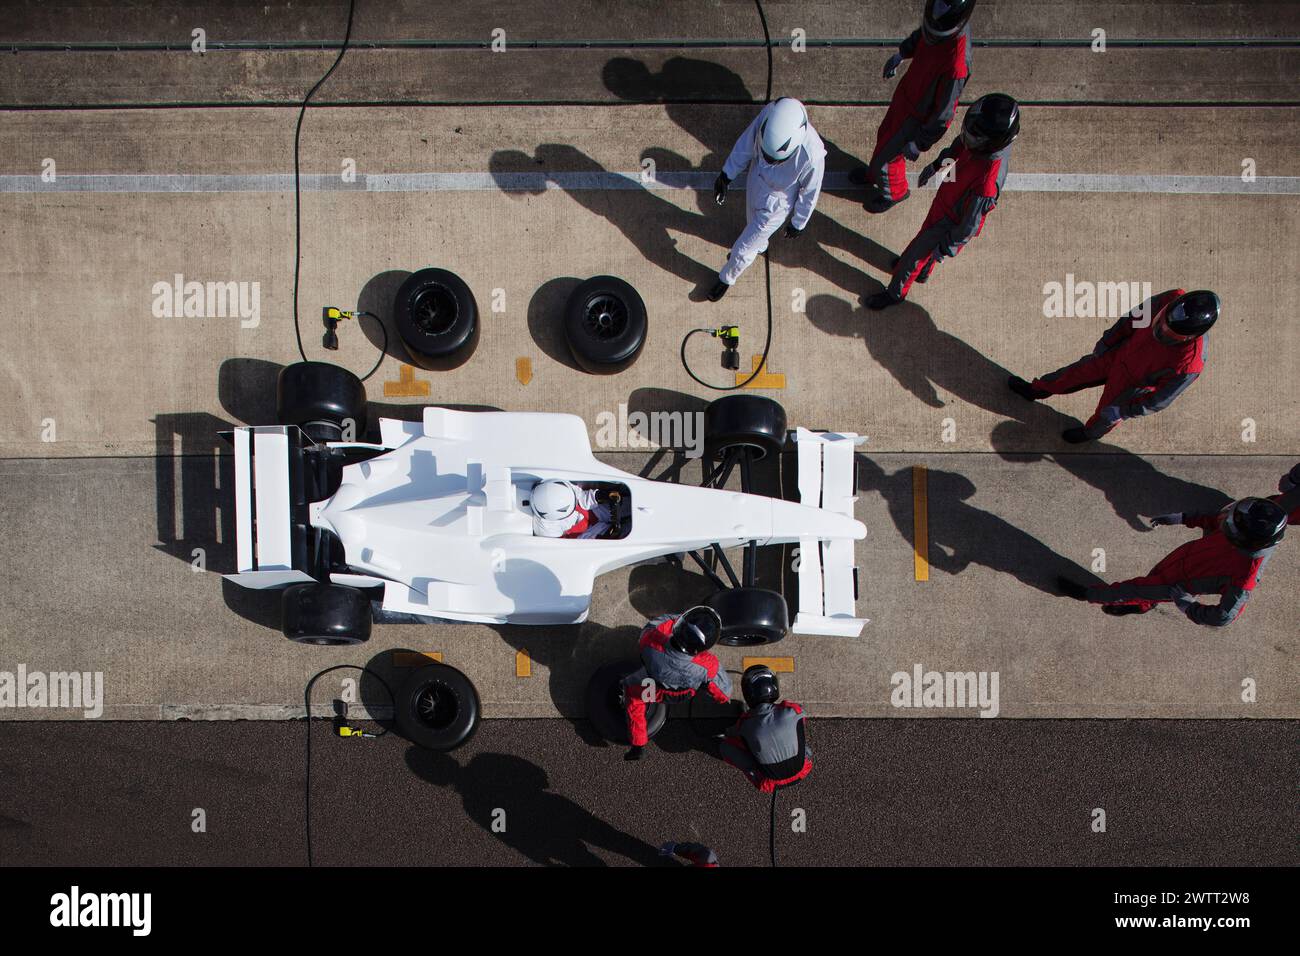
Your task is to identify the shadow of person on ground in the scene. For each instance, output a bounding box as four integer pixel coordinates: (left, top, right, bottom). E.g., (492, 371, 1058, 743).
(603, 55, 897, 280)
(405, 748, 664, 866)
(490, 142, 728, 294)
(804, 293, 1231, 531)
(855, 455, 1102, 595)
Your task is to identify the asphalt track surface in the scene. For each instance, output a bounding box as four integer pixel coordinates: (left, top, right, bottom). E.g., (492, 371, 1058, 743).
(1, 718, 1295, 867)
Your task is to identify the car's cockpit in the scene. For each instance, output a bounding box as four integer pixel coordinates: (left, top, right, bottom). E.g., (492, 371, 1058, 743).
(519, 480, 633, 540)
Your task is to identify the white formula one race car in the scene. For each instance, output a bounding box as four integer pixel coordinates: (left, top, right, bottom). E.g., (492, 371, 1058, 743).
(224, 363, 868, 648)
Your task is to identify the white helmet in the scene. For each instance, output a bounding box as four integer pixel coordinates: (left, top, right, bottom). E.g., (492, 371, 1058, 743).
(760, 98, 809, 164)
(531, 479, 578, 522)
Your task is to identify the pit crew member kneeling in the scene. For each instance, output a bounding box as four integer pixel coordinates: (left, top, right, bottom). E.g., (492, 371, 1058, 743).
(623, 607, 731, 761)
(720, 665, 812, 791)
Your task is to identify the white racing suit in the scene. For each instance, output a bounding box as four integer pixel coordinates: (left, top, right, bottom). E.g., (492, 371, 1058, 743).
(718, 102, 826, 286)
(531, 485, 613, 539)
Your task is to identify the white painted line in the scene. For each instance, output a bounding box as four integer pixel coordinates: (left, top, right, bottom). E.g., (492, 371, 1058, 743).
(160, 703, 394, 720)
(0, 171, 1296, 194)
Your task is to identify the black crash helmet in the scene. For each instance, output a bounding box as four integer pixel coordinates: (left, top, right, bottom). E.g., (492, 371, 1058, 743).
(1160, 289, 1220, 338)
(923, 0, 977, 41)
(961, 92, 1020, 154)
(1220, 497, 1287, 552)
(670, 606, 723, 655)
(741, 664, 781, 707)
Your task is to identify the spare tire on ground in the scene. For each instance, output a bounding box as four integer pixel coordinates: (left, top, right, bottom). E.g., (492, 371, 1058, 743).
(395, 661, 481, 751)
(276, 362, 367, 444)
(584, 660, 667, 744)
(707, 586, 789, 647)
(563, 275, 647, 374)
(394, 267, 479, 370)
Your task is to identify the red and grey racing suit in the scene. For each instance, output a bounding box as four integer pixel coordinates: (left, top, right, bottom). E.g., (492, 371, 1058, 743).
(867, 26, 971, 202)
(1084, 513, 1275, 626)
(1031, 289, 1206, 440)
(623, 615, 732, 747)
(720, 700, 812, 793)
(885, 135, 1009, 299)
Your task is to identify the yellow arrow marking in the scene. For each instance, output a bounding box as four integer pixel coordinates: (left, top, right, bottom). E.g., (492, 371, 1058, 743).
(516, 357, 533, 385)
(736, 354, 785, 389)
(912, 464, 929, 582)
(392, 651, 444, 667)
(383, 364, 430, 398)
(742, 656, 794, 673)
(515, 649, 532, 678)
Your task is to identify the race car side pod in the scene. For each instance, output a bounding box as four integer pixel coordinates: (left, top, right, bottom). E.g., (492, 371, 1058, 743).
(302, 663, 394, 867)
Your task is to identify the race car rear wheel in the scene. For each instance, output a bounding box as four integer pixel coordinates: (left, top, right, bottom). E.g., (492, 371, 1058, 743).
(585, 661, 667, 744)
(563, 275, 648, 374)
(707, 587, 788, 646)
(281, 582, 372, 645)
(395, 662, 481, 751)
(394, 267, 479, 370)
(276, 361, 368, 444)
(704, 395, 787, 461)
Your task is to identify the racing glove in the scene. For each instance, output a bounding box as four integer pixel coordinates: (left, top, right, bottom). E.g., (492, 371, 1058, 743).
(1097, 405, 1125, 429)
(917, 162, 938, 188)
(1169, 585, 1197, 616)
(902, 141, 921, 162)
(882, 52, 903, 79)
(1148, 512, 1184, 528)
(714, 173, 731, 206)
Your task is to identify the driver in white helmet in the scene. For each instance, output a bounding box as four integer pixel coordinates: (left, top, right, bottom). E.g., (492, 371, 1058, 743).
(709, 97, 826, 301)
(529, 478, 612, 539)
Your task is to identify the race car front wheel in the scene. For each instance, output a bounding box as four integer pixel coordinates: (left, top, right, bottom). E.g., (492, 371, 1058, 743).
(281, 583, 372, 645)
(563, 275, 648, 374)
(707, 586, 789, 646)
(394, 267, 479, 370)
(704, 394, 788, 462)
(395, 662, 481, 751)
(584, 661, 667, 744)
(277, 361, 368, 444)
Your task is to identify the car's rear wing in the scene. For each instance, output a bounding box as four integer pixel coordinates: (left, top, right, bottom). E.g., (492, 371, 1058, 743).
(792, 427, 868, 637)
(222, 425, 316, 589)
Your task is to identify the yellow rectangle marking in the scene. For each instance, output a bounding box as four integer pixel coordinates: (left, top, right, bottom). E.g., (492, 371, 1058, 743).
(383, 364, 431, 398)
(515, 649, 532, 678)
(737, 354, 785, 389)
(912, 464, 929, 582)
(742, 656, 794, 673)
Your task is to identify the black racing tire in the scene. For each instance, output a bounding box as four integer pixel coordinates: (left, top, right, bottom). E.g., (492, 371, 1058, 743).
(584, 661, 667, 744)
(394, 268, 479, 369)
(704, 395, 788, 461)
(395, 662, 481, 751)
(563, 275, 648, 374)
(281, 582, 372, 646)
(707, 587, 789, 647)
(276, 362, 367, 444)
